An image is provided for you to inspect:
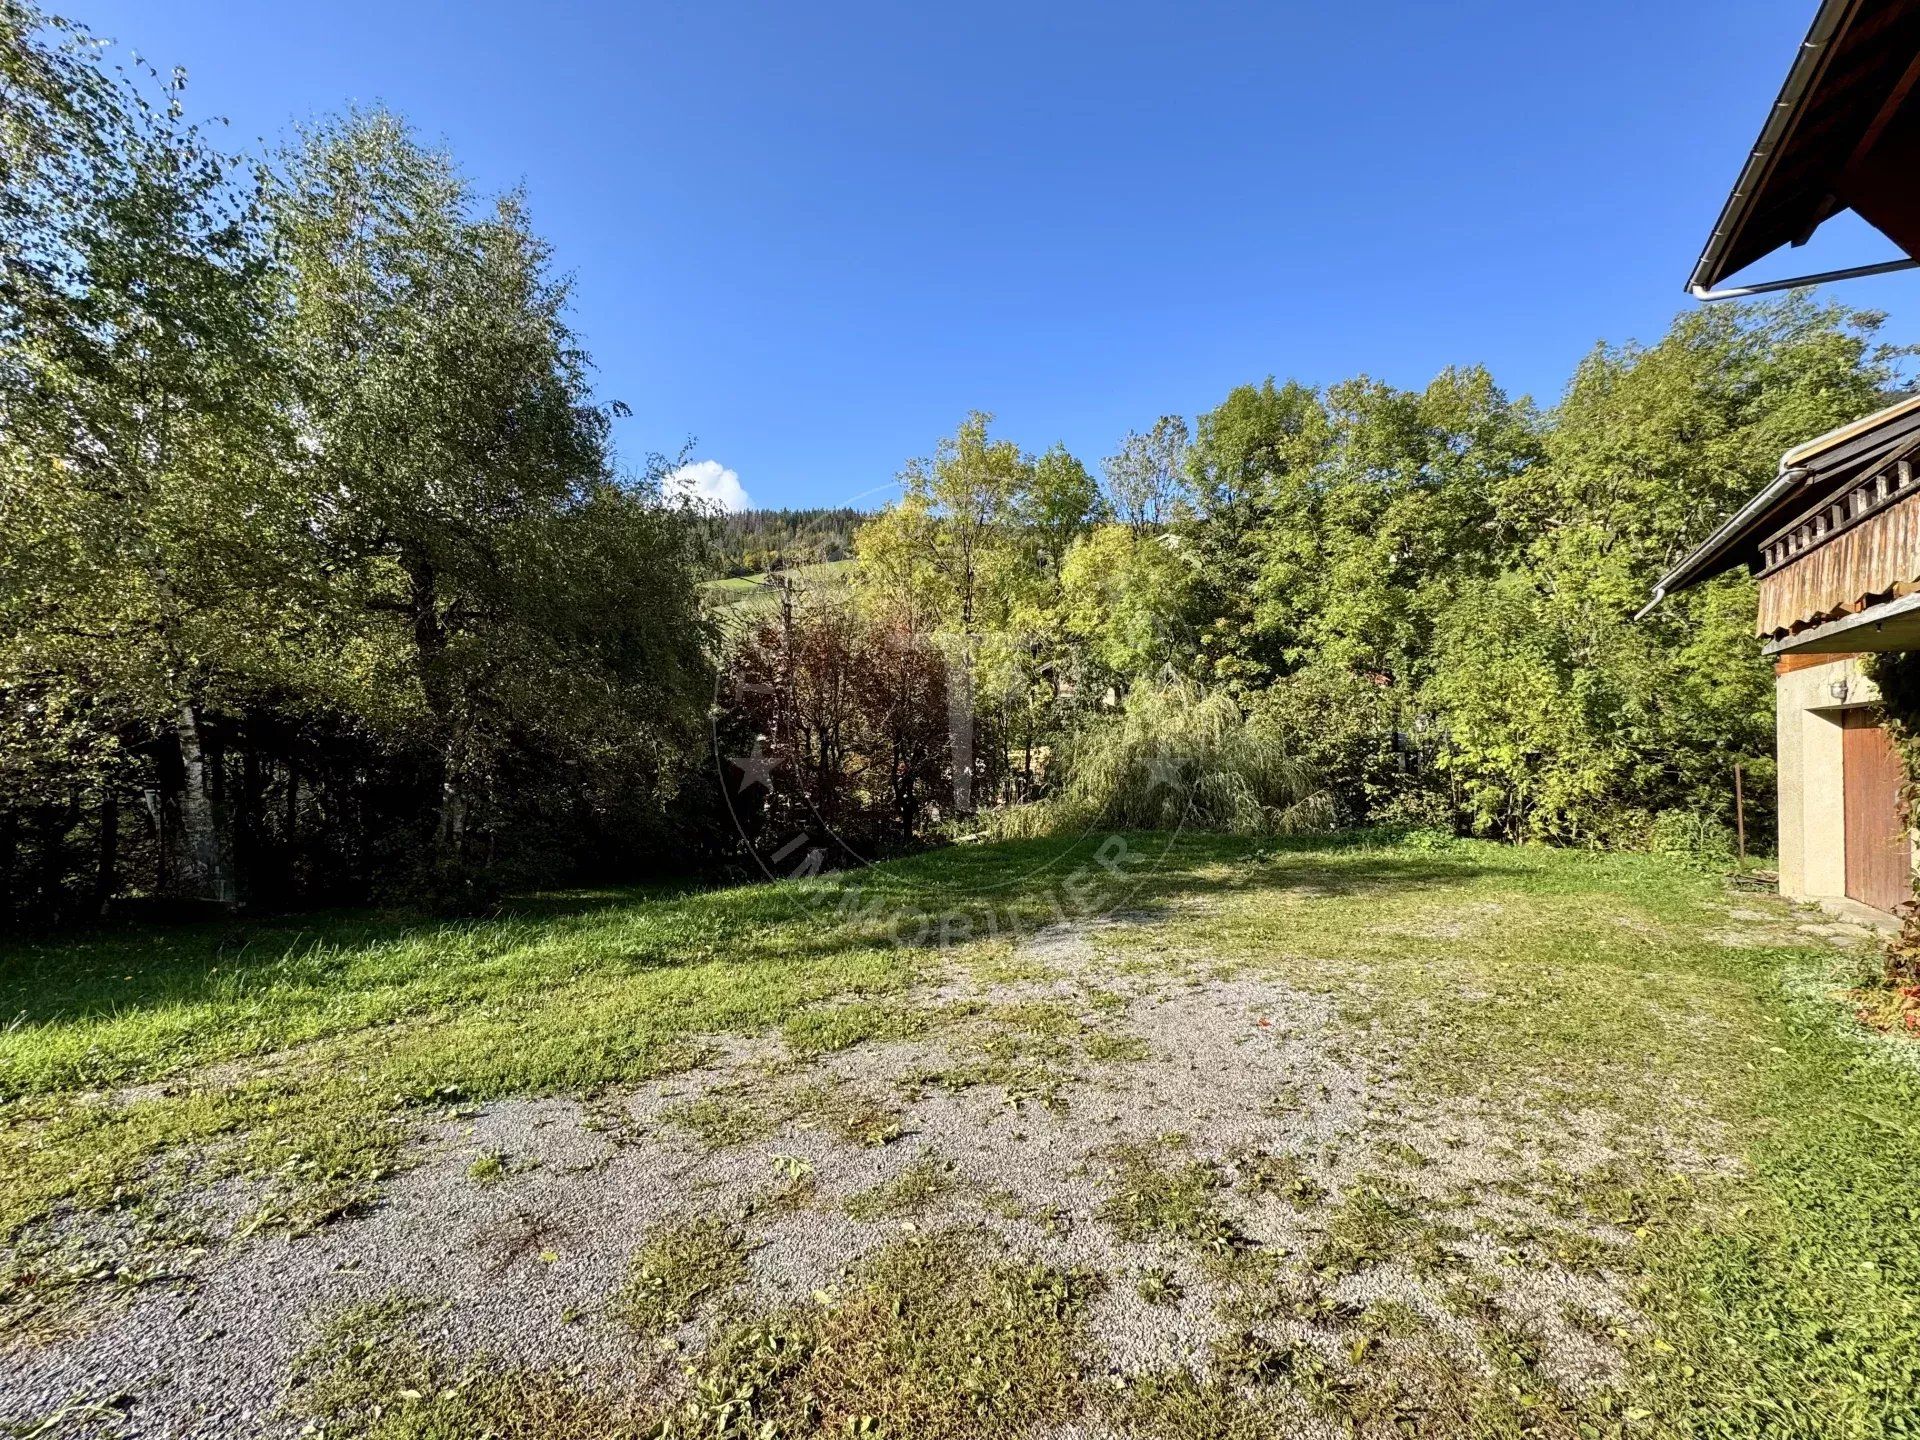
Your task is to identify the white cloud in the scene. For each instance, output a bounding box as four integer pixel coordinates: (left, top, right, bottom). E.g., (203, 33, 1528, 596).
(666, 459, 753, 513)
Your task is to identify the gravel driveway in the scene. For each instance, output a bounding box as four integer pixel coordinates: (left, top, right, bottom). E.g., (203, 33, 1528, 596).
(0, 909, 1779, 1438)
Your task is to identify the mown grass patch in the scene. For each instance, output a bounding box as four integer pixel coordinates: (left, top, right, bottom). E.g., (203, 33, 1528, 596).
(844, 1154, 957, 1222)
(1096, 1139, 1249, 1270)
(784, 1078, 904, 1147)
(0, 833, 1154, 1327)
(1084, 1030, 1153, 1062)
(295, 1233, 1096, 1440)
(741, 1152, 820, 1219)
(1229, 1145, 1326, 1209)
(781, 998, 947, 1059)
(896, 1055, 1076, 1111)
(467, 1149, 511, 1185)
(655, 1230, 1095, 1439)
(614, 1214, 753, 1336)
(1309, 1176, 1459, 1279)
(661, 1086, 775, 1149)
(8, 832, 1920, 1434)
(288, 1297, 649, 1438)
(1111, 1365, 1303, 1439)
(662, 1074, 908, 1153)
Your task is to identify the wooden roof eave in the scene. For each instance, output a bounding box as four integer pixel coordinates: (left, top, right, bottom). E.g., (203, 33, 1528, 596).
(1642, 394, 1920, 614)
(1689, 0, 1920, 295)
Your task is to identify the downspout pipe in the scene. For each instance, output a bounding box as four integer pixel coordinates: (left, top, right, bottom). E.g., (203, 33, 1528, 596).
(1691, 256, 1920, 301)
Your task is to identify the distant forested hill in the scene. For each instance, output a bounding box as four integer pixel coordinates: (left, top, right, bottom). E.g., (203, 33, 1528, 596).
(710, 507, 866, 576)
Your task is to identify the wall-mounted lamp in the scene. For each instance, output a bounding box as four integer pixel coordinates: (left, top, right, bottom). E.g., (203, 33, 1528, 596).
(1829, 678, 1851, 703)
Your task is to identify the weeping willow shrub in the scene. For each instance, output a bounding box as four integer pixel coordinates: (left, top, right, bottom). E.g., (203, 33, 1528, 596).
(985, 682, 1331, 838)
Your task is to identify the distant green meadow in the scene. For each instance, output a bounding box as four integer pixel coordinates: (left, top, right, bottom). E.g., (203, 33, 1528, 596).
(702, 559, 854, 611)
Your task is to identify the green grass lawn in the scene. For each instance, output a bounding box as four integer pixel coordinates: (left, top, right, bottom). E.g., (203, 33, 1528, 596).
(4, 834, 1919, 1436)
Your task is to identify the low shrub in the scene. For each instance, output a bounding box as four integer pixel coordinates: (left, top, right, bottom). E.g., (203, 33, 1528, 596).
(1644, 810, 1737, 867)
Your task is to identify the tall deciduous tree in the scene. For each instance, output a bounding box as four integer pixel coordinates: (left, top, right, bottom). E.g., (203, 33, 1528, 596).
(270, 110, 710, 901)
(1428, 296, 1905, 842)
(853, 487, 943, 637)
(1019, 443, 1102, 579)
(900, 412, 1033, 811)
(1187, 380, 1326, 687)
(1058, 524, 1198, 691)
(4, 13, 715, 925)
(2, 3, 288, 910)
(1103, 415, 1190, 535)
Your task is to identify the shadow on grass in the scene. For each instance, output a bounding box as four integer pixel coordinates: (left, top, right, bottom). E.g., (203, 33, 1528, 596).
(867, 830, 1516, 909)
(0, 831, 1514, 1038)
(0, 891, 666, 1035)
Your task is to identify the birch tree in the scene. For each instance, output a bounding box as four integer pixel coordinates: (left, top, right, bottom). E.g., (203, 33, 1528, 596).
(2, 3, 288, 910)
(1103, 415, 1190, 535)
(270, 111, 710, 902)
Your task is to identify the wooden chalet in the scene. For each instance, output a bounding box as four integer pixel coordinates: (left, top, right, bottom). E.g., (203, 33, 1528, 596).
(1652, 0, 1920, 917)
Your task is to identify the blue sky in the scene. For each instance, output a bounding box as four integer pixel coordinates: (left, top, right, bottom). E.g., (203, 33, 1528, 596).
(87, 1, 1920, 511)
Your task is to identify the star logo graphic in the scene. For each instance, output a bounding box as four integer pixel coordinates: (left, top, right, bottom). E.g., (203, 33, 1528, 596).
(1143, 754, 1186, 794)
(730, 744, 779, 793)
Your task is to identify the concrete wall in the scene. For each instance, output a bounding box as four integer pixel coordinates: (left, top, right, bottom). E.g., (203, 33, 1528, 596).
(1775, 654, 1878, 901)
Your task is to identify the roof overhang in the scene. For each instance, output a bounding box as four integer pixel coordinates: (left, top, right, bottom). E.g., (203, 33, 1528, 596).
(1690, 0, 1920, 296)
(1643, 393, 1920, 613)
(1763, 587, 1920, 653)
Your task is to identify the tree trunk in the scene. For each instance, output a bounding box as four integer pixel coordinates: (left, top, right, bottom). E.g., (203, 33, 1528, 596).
(948, 642, 974, 816)
(33, 803, 70, 923)
(284, 761, 300, 846)
(237, 741, 265, 905)
(143, 772, 172, 895)
(400, 547, 469, 888)
(953, 568, 977, 815)
(0, 810, 17, 926)
(174, 703, 237, 907)
(280, 759, 301, 898)
(91, 793, 118, 918)
(433, 766, 469, 872)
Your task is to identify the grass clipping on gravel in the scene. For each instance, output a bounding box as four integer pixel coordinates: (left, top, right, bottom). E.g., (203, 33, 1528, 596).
(653, 1228, 1094, 1439)
(289, 1297, 650, 1439)
(1096, 1139, 1249, 1270)
(295, 1231, 1096, 1440)
(843, 1153, 958, 1221)
(614, 1214, 753, 1336)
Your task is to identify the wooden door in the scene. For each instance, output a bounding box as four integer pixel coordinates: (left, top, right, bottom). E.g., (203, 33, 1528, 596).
(1843, 710, 1912, 914)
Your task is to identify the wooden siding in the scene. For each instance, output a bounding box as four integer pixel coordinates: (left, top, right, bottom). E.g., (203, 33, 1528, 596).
(1757, 489, 1920, 639)
(1774, 649, 1863, 676)
(1759, 459, 1916, 575)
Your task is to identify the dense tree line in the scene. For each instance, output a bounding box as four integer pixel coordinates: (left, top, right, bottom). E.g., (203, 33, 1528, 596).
(1, 7, 713, 923)
(728, 298, 1908, 856)
(7, 4, 1909, 929)
(710, 507, 865, 577)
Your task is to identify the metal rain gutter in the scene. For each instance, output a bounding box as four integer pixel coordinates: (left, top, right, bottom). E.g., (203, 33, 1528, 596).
(1635, 465, 1813, 619)
(1686, 0, 1858, 296)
